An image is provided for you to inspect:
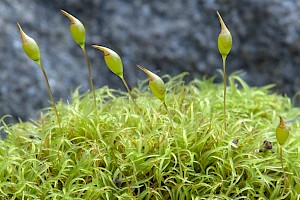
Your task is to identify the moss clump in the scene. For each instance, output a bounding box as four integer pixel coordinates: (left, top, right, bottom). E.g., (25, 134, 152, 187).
(0, 73, 299, 199)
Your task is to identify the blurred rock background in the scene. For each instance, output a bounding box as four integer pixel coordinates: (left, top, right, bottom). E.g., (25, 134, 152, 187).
(1, 0, 300, 124)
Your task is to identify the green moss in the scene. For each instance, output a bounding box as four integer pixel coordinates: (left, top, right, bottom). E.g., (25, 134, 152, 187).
(0, 72, 300, 199)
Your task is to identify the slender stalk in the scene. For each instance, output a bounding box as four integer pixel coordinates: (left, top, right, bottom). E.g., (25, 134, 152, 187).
(120, 76, 138, 108)
(280, 146, 287, 181)
(120, 76, 155, 133)
(81, 46, 97, 112)
(280, 146, 283, 168)
(37, 62, 62, 131)
(222, 55, 227, 129)
(163, 101, 169, 113)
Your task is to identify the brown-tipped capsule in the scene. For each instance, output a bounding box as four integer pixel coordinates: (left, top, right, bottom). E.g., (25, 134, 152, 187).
(217, 11, 232, 57)
(17, 23, 41, 63)
(93, 45, 137, 106)
(92, 45, 124, 77)
(136, 65, 166, 101)
(276, 116, 289, 145)
(61, 10, 85, 48)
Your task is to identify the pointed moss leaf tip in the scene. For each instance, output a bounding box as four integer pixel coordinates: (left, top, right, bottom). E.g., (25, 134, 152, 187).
(61, 9, 85, 48)
(276, 116, 289, 145)
(92, 45, 124, 77)
(17, 23, 41, 63)
(217, 11, 232, 57)
(136, 65, 166, 101)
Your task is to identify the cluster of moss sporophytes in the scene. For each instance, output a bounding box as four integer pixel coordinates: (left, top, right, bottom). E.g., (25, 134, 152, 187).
(0, 10, 298, 199)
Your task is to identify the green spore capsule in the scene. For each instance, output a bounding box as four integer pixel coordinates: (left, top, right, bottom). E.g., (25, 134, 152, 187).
(17, 23, 41, 63)
(61, 10, 85, 48)
(93, 45, 137, 106)
(136, 65, 166, 101)
(217, 11, 232, 58)
(276, 116, 289, 145)
(92, 45, 123, 77)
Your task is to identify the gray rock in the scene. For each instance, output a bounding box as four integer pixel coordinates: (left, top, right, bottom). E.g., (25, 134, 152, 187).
(1, 0, 300, 124)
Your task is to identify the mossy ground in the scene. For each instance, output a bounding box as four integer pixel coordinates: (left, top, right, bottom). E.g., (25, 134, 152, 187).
(0, 73, 300, 199)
